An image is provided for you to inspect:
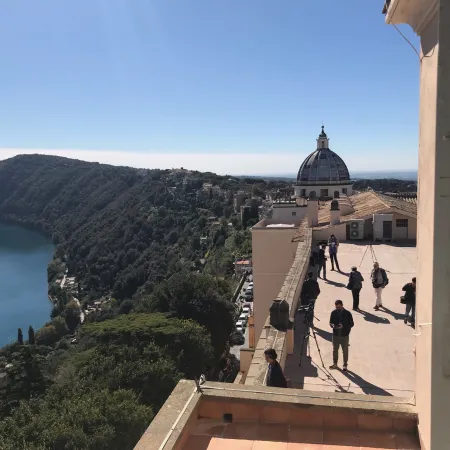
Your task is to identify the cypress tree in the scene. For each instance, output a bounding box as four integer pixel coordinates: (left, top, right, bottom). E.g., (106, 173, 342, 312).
(28, 325, 35, 345)
(17, 328, 24, 345)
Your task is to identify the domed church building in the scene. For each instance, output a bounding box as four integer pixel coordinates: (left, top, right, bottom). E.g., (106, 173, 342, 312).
(294, 127, 353, 199)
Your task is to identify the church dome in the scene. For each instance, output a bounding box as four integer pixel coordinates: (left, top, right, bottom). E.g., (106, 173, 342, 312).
(296, 127, 350, 185)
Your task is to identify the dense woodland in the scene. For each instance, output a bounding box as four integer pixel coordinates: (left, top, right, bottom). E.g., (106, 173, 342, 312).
(0, 155, 272, 449)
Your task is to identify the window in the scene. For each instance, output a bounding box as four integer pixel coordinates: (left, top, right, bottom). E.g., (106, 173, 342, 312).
(342, 188, 348, 194)
(396, 219, 408, 228)
(321, 141, 325, 148)
(300, 189, 306, 197)
(292, 211, 297, 217)
(320, 189, 329, 197)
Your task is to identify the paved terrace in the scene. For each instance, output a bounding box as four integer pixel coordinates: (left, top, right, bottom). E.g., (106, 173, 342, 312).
(284, 242, 416, 398)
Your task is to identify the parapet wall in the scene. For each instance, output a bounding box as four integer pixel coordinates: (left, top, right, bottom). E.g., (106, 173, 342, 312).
(243, 226, 312, 386)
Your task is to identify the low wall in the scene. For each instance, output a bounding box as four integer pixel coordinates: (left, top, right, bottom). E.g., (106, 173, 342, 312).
(231, 274, 246, 303)
(243, 227, 312, 386)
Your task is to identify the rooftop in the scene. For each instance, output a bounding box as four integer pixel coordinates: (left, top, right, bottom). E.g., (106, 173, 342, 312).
(284, 242, 416, 397)
(135, 380, 419, 450)
(253, 219, 305, 230)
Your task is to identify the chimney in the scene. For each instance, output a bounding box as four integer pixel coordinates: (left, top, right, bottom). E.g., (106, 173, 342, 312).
(307, 193, 319, 227)
(330, 199, 341, 225)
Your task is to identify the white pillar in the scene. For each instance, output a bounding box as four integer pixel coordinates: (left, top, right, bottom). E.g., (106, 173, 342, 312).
(330, 209, 340, 226)
(307, 199, 318, 227)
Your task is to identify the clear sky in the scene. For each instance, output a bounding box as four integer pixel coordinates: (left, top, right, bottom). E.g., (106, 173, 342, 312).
(0, 0, 420, 175)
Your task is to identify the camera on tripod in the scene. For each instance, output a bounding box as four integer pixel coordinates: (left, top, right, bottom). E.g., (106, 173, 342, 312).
(297, 299, 316, 326)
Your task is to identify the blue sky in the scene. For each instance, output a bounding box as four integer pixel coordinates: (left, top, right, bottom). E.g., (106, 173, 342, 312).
(0, 1, 420, 174)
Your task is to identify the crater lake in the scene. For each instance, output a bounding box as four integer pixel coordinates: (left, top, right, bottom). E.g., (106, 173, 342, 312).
(0, 224, 54, 346)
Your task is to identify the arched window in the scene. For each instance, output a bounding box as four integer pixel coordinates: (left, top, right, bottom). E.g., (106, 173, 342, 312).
(321, 141, 325, 148)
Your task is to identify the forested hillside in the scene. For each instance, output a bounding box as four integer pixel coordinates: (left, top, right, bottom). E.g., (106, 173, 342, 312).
(0, 155, 243, 300)
(0, 154, 268, 449)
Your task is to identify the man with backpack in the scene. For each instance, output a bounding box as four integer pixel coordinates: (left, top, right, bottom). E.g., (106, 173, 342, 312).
(402, 277, 416, 327)
(370, 262, 389, 310)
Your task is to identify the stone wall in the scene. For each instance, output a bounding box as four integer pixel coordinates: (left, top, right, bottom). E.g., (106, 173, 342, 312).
(243, 226, 312, 386)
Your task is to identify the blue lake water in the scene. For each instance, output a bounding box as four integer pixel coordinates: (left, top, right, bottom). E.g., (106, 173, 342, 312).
(0, 224, 54, 346)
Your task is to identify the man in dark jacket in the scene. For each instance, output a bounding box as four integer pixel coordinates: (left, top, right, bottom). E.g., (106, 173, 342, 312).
(264, 348, 287, 388)
(300, 272, 321, 306)
(371, 262, 389, 310)
(329, 300, 354, 371)
(317, 244, 327, 279)
(402, 277, 416, 326)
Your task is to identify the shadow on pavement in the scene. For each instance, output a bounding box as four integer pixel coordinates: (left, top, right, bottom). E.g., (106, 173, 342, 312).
(325, 279, 346, 288)
(358, 309, 391, 324)
(312, 326, 333, 342)
(380, 306, 406, 321)
(342, 370, 394, 396)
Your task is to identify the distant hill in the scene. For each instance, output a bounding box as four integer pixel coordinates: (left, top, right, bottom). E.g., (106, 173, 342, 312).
(0, 154, 245, 300)
(239, 170, 418, 182)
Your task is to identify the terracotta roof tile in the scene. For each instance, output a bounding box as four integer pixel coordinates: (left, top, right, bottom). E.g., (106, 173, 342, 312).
(314, 191, 417, 230)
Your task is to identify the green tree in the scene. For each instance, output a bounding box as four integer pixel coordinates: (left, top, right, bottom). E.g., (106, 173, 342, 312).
(17, 328, 23, 345)
(119, 299, 134, 315)
(81, 313, 215, 378)
(27, 326, 35, 345)
(64, 300, 81, 332)
(0, 389, 153, 450)
(35, 317, 69, 346)
(140, 272, 234, 357)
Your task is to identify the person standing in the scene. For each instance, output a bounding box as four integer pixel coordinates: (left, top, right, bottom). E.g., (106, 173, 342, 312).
(328, 234, 340, 272)
(348, 266, 364, 311)
(301, 272, 321, 306)
(317, 244, 327, 279)
(371, 262, 389, 310)
(329, 300, 354, 371)
(264, 348, 287, 388)
(402, 277, 416, 326)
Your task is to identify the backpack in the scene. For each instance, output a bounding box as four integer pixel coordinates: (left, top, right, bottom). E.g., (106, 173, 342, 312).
(381, 269, 389, 286)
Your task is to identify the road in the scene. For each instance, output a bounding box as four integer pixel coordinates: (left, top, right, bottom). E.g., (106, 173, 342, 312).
(229, 279, 252, 358)
(73, 297, 85, 323)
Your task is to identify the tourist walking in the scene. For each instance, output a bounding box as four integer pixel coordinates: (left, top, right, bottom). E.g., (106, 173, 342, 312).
(264, 348, 288, 388)
(402, 277, 416, 327)
(328, 234, 340, 271)
(300, 272, 321, 306)
(348, 266, 364, 311)
(371, 262, 389, 310)
(317, 244, 327, 279)
(329, 300, 354, 371)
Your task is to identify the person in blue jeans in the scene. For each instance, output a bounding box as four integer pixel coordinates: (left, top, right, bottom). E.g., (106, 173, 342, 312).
(402, 277, 416, 327)
(328, 234, 340, 272)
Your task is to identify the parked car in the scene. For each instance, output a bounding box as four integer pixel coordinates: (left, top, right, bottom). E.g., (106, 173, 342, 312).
(236, 326, 243, 334)
(231, 330, 245, 345)
(239, 313, 248, 322)
(248, 282, 254, 288)
(242, 306, 251, 314)
(235, 320, 245, 328)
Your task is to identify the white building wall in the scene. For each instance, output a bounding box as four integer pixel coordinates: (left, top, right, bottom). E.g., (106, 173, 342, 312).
(272, 206, 308, 222)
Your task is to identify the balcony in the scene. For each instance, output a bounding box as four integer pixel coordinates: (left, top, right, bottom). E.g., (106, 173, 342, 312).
(135, 379, 419, 449)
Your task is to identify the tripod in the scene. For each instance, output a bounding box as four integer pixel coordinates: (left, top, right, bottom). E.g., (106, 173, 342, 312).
(298, 317, 325, 369)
